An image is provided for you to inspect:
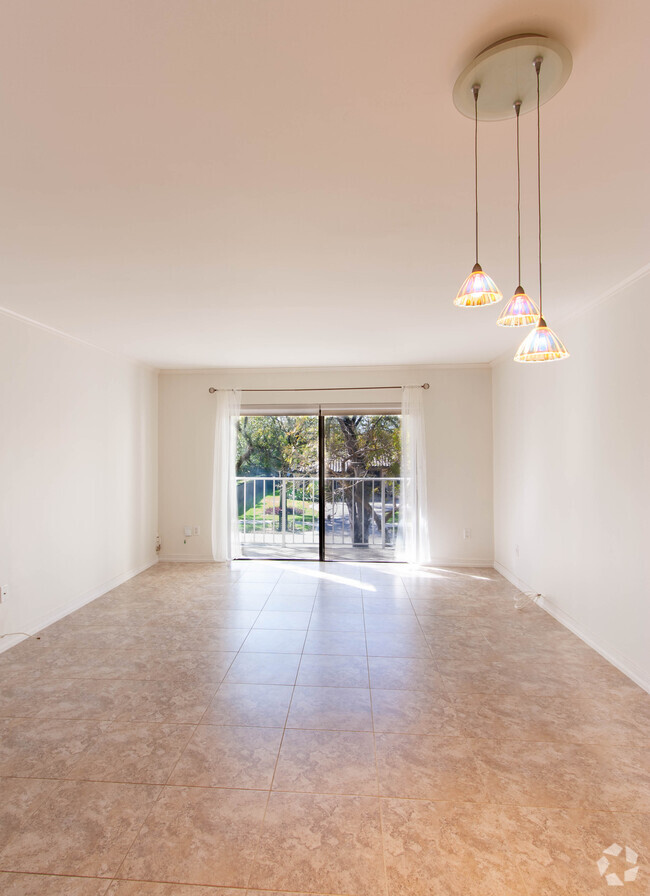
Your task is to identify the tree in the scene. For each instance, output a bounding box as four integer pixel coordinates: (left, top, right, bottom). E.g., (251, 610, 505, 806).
(237, 416, 317, 476)
(237, 416, 318, 533)
(236, 413, 400, 544)
(325, 415, 400, 545)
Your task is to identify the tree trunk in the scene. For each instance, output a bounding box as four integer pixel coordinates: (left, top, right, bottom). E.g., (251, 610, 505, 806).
(335, 417, 373, 545)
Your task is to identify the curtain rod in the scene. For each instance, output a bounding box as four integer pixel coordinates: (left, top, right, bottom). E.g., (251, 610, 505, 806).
(208, 383, 429, 394)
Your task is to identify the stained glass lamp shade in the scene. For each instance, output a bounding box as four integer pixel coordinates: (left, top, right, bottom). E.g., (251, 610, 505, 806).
(514, 316, 569, 362)
(454, 263, 502, 307)
(497, 286, 540, 326)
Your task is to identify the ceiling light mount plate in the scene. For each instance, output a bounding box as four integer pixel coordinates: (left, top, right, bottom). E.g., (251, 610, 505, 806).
(453, 34, 572, 120)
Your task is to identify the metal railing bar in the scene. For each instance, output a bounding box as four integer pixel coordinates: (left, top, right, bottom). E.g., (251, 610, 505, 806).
(235, 475, 402, 551)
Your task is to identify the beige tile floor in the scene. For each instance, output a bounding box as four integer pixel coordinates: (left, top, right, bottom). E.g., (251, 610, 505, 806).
(0, 560, 649, 895)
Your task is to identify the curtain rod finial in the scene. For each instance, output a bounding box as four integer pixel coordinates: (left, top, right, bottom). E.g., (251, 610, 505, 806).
(209, 387, 217, 393)
(422, 383, 430, 390)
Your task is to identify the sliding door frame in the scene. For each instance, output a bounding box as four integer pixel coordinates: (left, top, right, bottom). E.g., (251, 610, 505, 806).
(318, 412, 326, 561)
(238, 402, 401, 562)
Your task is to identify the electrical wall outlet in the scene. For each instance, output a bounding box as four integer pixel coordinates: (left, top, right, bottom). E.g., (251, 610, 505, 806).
(463, 528, 471, 539)
(193, 526, 200, 536)
(0, 584, 8, 603)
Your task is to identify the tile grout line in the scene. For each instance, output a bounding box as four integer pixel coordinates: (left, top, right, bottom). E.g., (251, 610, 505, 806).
(365, 574, 390, 896)
(108, 571, 273, 889)
(242, 568, 313, 892)
(2, 563, 649, 892)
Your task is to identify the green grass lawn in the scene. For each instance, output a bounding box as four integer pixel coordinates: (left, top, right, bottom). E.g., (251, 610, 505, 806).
(239, 492, 318, 533)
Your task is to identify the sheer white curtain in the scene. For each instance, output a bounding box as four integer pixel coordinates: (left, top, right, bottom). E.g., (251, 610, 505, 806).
(399, 385, 431, 564)
(211, 389, 242, 562)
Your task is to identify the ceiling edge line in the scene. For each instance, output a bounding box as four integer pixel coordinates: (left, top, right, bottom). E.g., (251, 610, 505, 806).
(553, 260, 650, 328)
(0, 304, 158, 373)
(157, 361, 493, 376)
(488, 260, 650, 368)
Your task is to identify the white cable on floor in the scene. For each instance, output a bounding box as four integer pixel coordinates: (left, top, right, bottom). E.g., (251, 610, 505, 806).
(513, 591, 542, 610)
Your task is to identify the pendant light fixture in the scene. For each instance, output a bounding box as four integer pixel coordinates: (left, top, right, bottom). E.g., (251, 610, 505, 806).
(497, 100, 540, 326)
(453, 84, 502, 307)
(514, 57, 569, 362)
(452, 33, 572, 361)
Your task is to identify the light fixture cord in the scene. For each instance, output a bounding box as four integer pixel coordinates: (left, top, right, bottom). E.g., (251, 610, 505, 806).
(535, 57, 543, 318)
(473, 84, 479, 265)
(515, 100, 522, 286)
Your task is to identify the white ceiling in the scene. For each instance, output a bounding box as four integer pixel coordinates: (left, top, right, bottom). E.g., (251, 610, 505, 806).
(1, 0, 648, 368)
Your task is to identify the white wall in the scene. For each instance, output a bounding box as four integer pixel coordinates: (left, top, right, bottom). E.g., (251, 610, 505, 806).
(158, 365, 494, 566)
(492, 272, 650, 691)
(0, 311, 159, 651)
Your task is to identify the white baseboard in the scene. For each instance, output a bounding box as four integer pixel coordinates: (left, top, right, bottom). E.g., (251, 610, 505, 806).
(493, 561, 531, 593)
(0, 557, 158, 655)
(158, 554, 216, 563)
(494, 560, 650, 695)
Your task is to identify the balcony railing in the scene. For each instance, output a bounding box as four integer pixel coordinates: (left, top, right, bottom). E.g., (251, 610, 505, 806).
(236, 476, 401, 551)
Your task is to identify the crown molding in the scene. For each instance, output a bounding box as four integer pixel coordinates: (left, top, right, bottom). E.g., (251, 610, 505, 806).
(0, 305, 159, 373)
(489, 261, 650, 368)
(158, 361, 492, 376)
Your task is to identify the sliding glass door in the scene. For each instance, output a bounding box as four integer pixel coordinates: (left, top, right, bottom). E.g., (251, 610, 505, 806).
(235, 412, 401, 561)
(323, 414, 401, 561)
(236, 415, 319, 559)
